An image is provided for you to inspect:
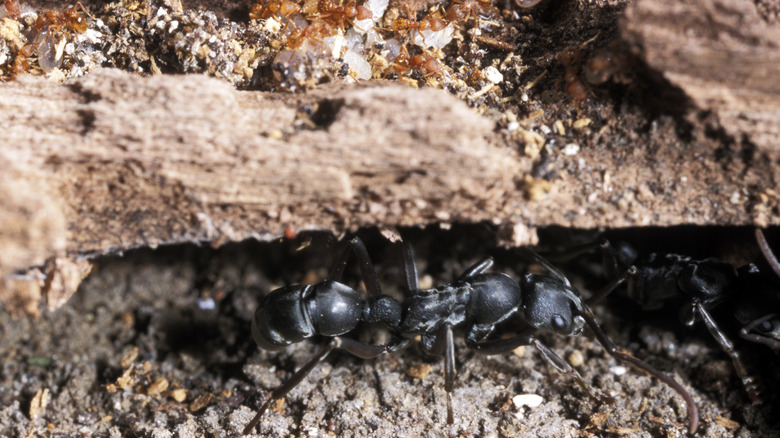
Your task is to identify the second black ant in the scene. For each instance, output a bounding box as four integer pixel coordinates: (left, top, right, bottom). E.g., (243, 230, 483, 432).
(582, 228, 780, 403)
(242, 236, 699, 435)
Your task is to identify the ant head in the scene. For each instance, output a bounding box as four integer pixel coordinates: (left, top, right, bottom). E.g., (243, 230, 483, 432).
(521, 274, 585, 336)
(740, 313, 780, 350)
(752, 315, 780, 336)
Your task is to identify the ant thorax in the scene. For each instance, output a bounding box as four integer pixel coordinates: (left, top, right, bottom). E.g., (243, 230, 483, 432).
(398, 282, 471, 340)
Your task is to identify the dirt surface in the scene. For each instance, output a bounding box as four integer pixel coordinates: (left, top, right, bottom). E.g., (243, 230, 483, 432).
(1, 226, 779, 437)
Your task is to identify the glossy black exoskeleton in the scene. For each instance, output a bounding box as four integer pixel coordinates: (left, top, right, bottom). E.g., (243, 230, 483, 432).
(587, 228, 780, 403)
(242, 237, 698, 435)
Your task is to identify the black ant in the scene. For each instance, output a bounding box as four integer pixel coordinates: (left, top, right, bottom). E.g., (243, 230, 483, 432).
(242, 237, 698, 435)
(743, 228, 780, 350)
(583, 228, 780, 403)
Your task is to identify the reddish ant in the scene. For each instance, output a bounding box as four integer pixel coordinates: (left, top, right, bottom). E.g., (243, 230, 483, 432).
(385, 45, 443, 78)
(444, 0, 495, 25)
(285, 21, 335, 51)
(556, 37, 605, 125)
(32, 2, 90, 36)
(308, 0, 372, 33)
(583, 42, 632, 85)
(8, 2, 91, 78)
(250, 0, 302, 21)
(3, 0, 21, 19)
(556, 46, 589, 105)
(385, 6, 447, 46)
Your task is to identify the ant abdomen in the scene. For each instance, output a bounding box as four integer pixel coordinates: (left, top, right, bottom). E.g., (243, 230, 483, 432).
(252, 282, 364, 350)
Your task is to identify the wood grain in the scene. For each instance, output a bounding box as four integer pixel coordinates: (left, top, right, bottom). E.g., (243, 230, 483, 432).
(622, 0, 780, 153)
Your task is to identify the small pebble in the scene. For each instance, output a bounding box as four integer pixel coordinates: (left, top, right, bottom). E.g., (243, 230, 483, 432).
(563, 143, 580, 156)
(568, 350, 584, 367)
(512, 393, 544, 409)
(483, 66, 503, 84)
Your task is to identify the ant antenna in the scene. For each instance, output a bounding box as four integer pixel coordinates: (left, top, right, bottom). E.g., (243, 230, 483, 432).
(755, 228, 780, 279)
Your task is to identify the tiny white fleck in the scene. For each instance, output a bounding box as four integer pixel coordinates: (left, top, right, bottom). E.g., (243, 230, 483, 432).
(512, 393, 544, 408)
(610, 366, 628, 376)
(196, 297, 215, 310)
(483, 66, 503, 84)
(539, 124, 552, 135)
(563, 143, 579, 156)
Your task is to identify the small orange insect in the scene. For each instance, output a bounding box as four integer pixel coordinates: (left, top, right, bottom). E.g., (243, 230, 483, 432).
(444, 0, 494, 24)
(250, 0, 302, 21)
(385, 45, 443, 78)
(308, 0, 372, 32)
(2, 0, 21, 18)
(10, 2, 91, 77)
(386, 6, 446, 46)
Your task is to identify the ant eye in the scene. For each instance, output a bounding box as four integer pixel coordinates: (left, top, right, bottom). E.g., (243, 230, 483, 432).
(551, 314, 567, 331)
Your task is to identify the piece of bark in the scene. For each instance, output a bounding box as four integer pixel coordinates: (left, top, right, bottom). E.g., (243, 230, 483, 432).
(622, 0, 780, 153)
(0, 69, 524, 307)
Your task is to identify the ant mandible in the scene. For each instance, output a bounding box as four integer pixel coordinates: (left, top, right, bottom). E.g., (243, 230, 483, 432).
(242, 237, 698, 435)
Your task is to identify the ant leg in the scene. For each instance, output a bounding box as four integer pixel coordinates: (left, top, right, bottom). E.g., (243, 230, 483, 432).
(755, 228, 780, 279)
(580, 305, 700, 434)
(402, 242, 419, 295)
(443, 323, 455, 425)
(740, 313, 780, 350)
(243, 340, 337, 435)
(543, 239, 604, 263)
(243, 336, 408, 435)
(518, 249, 572, 287)
(457, 257, 494, 281)
(691, 300, 761, 403)
(425, 323, 457, 425)
(586, 265, 637, 306)
(599, 239, 620, 277)
(467, 332, 614, 404)
(328, 237, 383, 296)
(329, 238, 356, 281)
(587, 98, 603, 128)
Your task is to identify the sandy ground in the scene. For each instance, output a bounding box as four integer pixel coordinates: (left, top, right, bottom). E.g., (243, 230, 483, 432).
(1, 226, 779, 437)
